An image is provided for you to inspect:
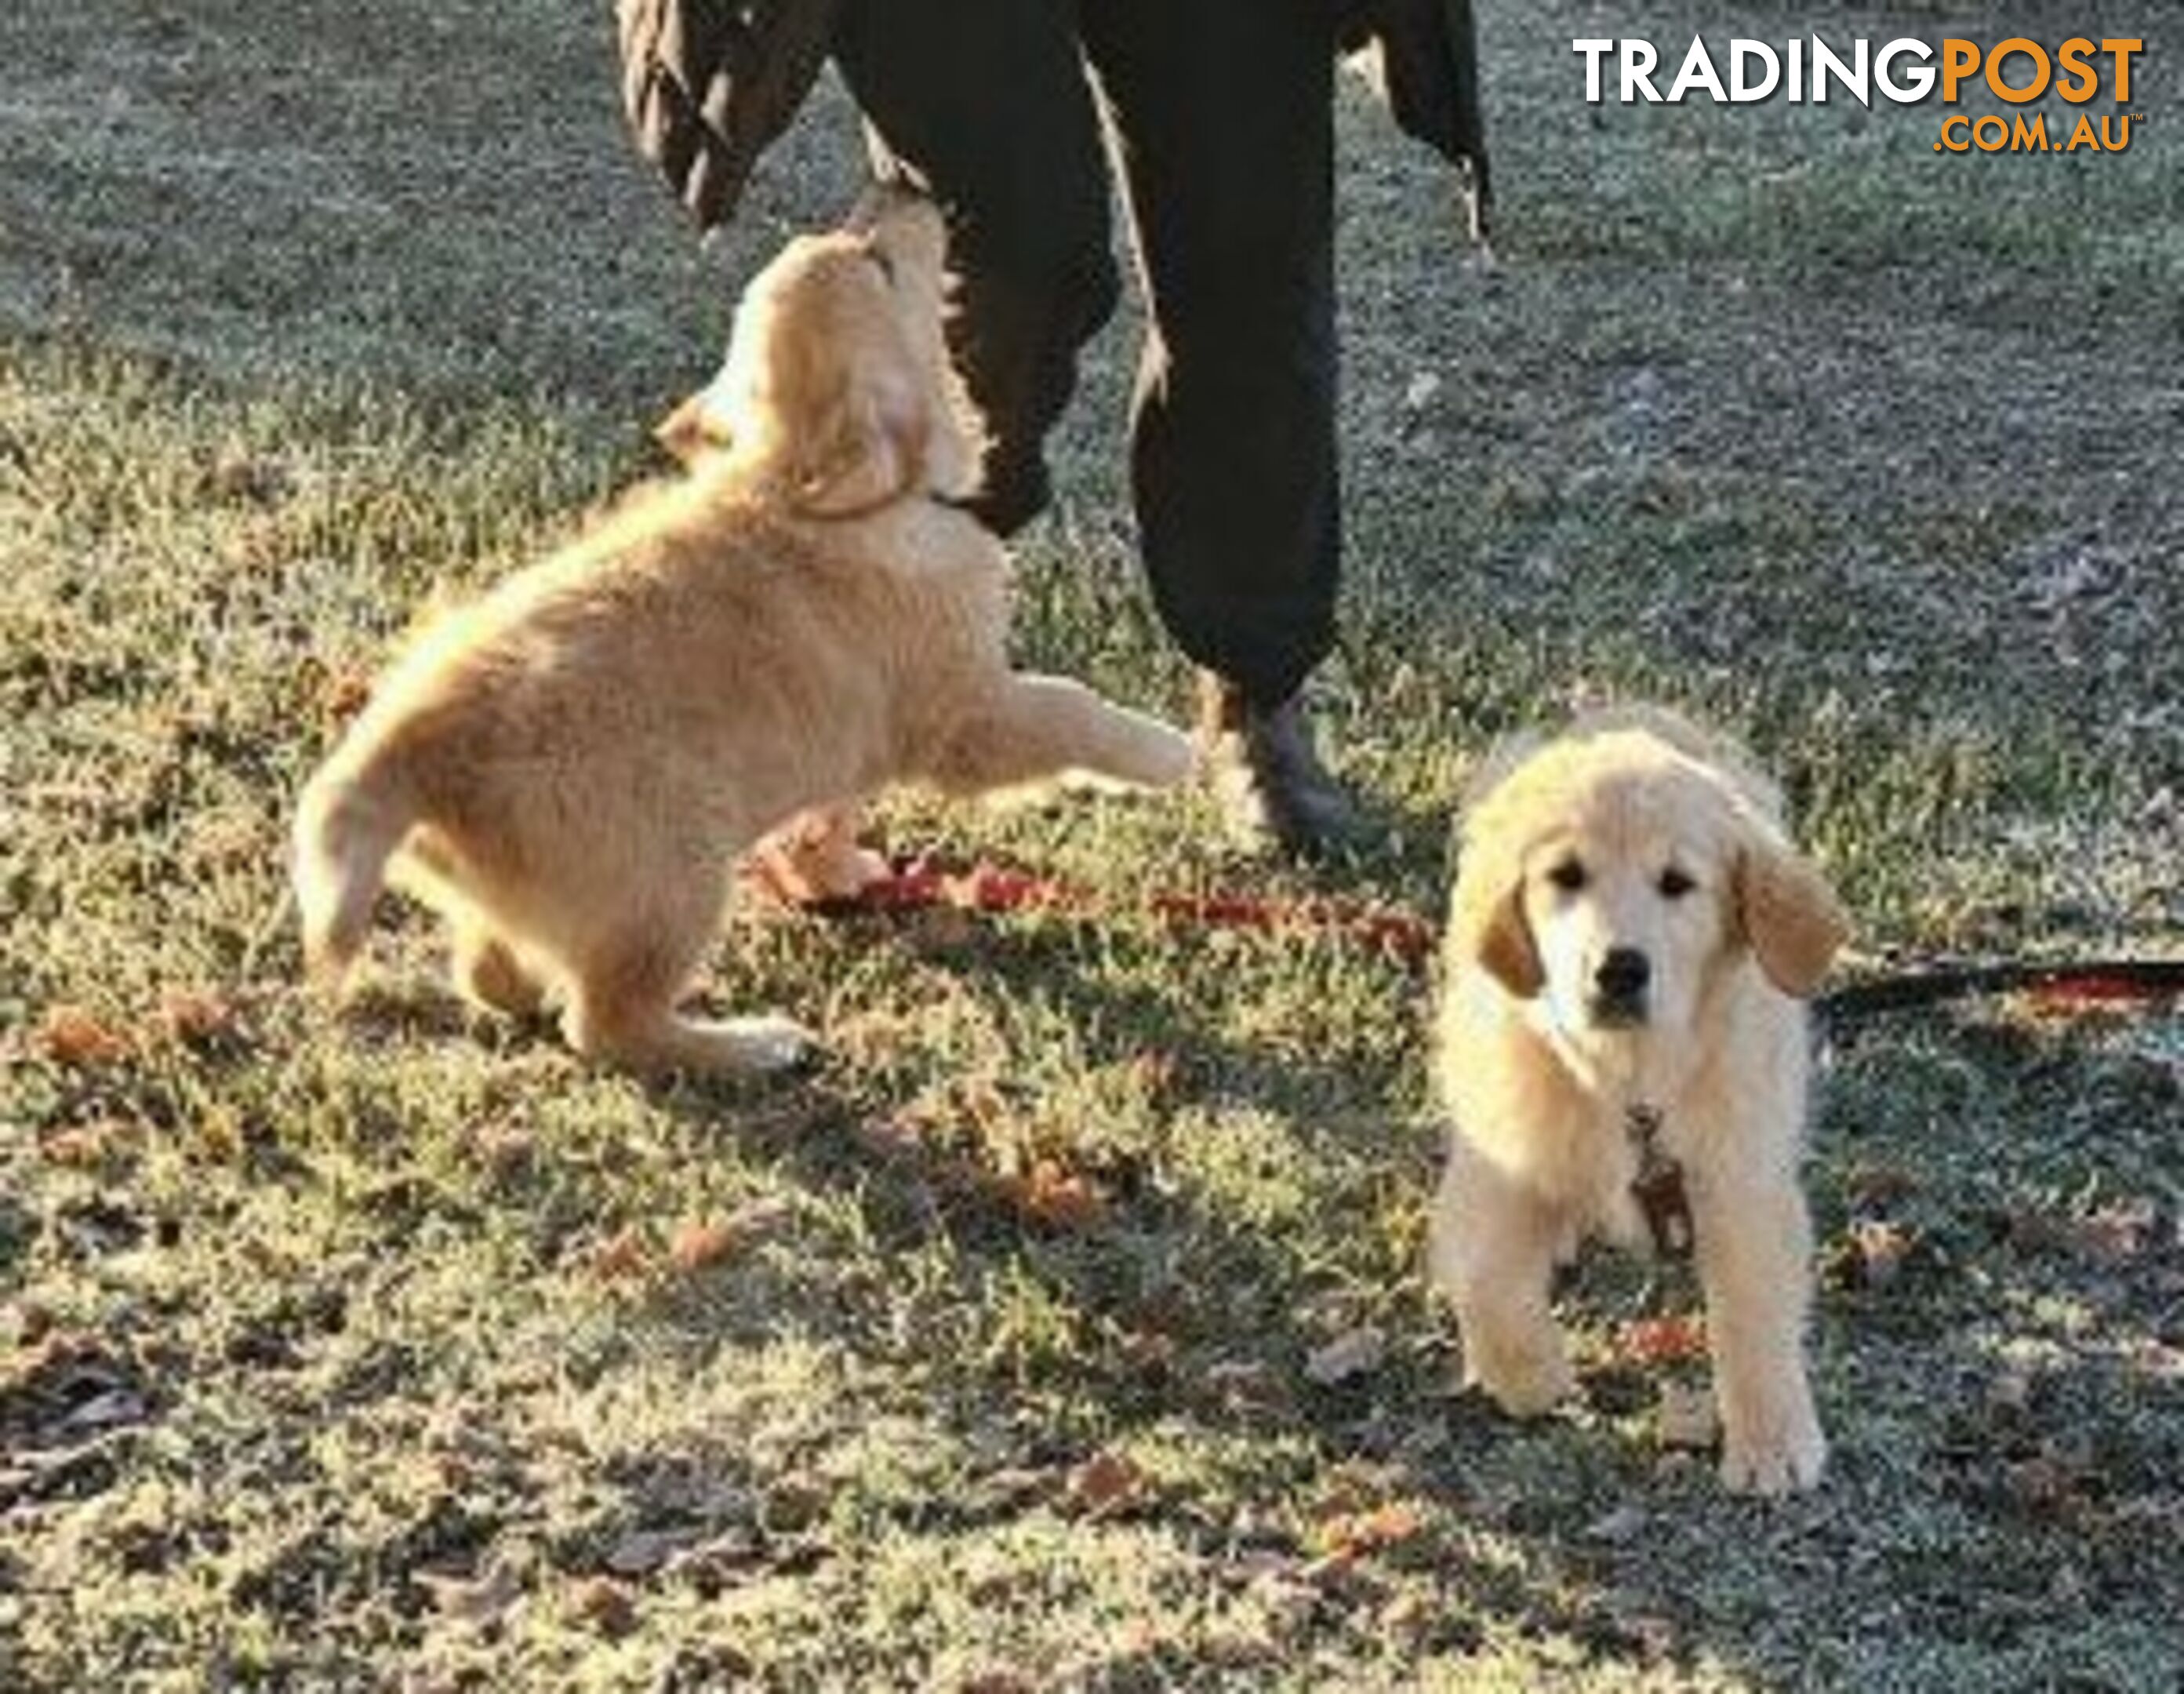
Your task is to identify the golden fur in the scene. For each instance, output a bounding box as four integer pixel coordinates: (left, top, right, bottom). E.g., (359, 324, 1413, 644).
(293, 195, 1193, 1074)
(1427, 707, 1849, 1494)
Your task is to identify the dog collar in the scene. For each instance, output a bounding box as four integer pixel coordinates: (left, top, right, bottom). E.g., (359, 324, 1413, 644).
(1626, 1103, 1695, 1260)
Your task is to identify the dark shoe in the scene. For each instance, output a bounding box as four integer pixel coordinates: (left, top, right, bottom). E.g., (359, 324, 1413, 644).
(1196, 673, 1368, 859)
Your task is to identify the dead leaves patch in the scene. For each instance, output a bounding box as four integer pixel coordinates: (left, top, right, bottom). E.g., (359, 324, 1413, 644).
(155, 987, 245, 1051)
(1615, 1314, 1708, 1366)
(1310, 1500, 1425, 1562)
(565, 1573, 638, 1638)
(669, 1198, 794, 1274)
(31, 1005, 133, 1069)
(1064, 1449, 1150, 1520)
(574, 1198, 798, 1289)
(30, 988, 255, 1073)
(997, 1159, 1110, 1232)
(38, 1118, 147, 1171)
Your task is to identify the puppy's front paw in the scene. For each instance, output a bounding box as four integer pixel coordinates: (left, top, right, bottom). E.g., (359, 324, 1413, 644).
(1043, 721, 1196, 799)
(1075, 718, 1197, 793)
(1719, 1401, 1826, 1496)
(1139, 722, 1198, 788)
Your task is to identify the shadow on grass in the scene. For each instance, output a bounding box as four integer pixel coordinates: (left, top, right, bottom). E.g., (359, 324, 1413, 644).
(521, 967, 2180, 1685)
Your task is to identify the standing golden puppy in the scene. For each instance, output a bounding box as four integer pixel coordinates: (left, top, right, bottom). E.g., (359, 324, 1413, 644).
(293, 195, 1193, 1075)
(1427, 710, 1848, 1494)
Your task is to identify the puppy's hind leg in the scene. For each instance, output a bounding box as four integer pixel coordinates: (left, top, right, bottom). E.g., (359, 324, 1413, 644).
(388, 839, 548, 1020)
(451, 919, 547, 1020)
(931, 675, 1195, 797)
(1429, 1146, 1575, 1417)
(555, 876, 812, 1078)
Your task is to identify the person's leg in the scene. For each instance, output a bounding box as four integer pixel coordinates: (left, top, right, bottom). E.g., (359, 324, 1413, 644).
(833, 0, 1117, 536)
(1080, 0, 1360, 852)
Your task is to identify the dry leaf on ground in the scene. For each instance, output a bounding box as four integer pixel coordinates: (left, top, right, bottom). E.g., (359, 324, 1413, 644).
(1618, 1314, 1707, 1365)
(1067, 1450, 1148, 1517)
(1313, 1500, 1424, 1559)
(34, 1006, 133, 1067)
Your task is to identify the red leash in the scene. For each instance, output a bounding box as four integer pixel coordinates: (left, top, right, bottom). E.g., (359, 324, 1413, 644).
(822, 853, 1438, 965)
(802, 853, 2181, 1017)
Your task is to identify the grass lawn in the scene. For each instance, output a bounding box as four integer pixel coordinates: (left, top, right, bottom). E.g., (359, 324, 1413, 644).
(3, 2, 2180, 1687)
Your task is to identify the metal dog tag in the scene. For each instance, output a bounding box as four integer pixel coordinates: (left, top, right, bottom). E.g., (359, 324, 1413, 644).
(1626, 1105, 1695, 1261)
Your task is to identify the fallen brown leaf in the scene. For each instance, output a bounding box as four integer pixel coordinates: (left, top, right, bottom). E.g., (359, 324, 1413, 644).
(583, 1228, 651, 1283)
(38, 1121, 141, 1169)
(158, 988, 242, 1048)
(34, 1005, 132, 1068)
(667, 1219, 738, 1274)
(1618, 1314, 1707, 1365)
(1003, 1160, 1107, 1231)
(670, 1197, 798, 1274)
(1849, 1218, 1913, 1287)
(307, 661, 374, 725)
(566, 1575, 638, 1638)
(1314, 1500, 1424, 1559)
(1067, 1449, 1147, 1518)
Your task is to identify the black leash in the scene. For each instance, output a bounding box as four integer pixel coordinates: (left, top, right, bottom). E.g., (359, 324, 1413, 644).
(1819, 957, 2184, 1022)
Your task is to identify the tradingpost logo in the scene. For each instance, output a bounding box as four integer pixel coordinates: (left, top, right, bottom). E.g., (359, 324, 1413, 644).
(1574, 35, 2145, 154)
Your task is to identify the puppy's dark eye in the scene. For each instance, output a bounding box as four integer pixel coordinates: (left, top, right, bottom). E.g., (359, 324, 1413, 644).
(1546, 859, 1588, 893)
(1659, 867, 1695, 900)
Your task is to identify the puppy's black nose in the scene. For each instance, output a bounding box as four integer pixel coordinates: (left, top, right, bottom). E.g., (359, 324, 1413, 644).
(1594, 947, 1652, 1005)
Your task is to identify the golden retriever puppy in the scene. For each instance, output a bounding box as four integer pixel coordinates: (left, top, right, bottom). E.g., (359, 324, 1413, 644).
(293, 194, 1193, 1075)
(1427, 708, 1848, 1493)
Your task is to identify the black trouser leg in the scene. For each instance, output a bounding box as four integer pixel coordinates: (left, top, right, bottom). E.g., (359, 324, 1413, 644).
(1081, 0, 1340, 709)
(832, 0, 1341, 707)
(831, 0, 1117, 536)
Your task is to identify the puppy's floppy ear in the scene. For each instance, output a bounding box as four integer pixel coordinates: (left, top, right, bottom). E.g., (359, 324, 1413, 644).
(1452, 845, 1544, 998)
(655, 391, 732, 467)
(790, 368, 928, 518)
(1735, 834, 1850, 998)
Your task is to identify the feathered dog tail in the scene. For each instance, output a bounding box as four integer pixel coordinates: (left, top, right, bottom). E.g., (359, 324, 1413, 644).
(293, 750, 412, 989)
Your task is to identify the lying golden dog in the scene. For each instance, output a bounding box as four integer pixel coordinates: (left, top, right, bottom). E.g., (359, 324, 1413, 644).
(293, 194, 1192, 1074)
(1427, 708, 1848, 1493)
